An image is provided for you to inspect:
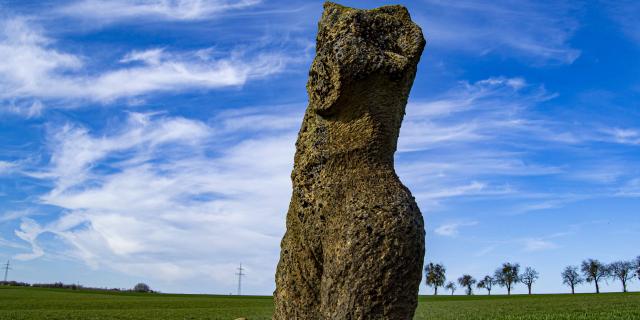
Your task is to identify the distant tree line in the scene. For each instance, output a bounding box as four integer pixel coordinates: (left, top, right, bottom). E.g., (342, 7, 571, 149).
(425, 256, 640, 295)
(0, 281, 154, 293)
(0, 281, 30, 287)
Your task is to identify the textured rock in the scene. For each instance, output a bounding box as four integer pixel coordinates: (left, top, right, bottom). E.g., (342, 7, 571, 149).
(274, 2, 425, 319)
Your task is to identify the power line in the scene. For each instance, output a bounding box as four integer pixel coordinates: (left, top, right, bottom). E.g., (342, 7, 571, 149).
(235, 263, 246, 296)
(3, 260, 11, 282)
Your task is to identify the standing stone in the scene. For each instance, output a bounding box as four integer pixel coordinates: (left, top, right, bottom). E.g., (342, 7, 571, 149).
(274, 2, 425, 319)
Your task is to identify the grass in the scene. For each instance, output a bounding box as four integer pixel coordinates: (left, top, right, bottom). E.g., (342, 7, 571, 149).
(414, 293, 640, 320)
(1, 286, 639, 319)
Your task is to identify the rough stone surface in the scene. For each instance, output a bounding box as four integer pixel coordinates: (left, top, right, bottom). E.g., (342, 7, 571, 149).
(273, 2, 425, 319)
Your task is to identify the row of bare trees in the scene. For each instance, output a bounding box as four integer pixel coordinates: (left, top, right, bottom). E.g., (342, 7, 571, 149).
(562, 257, 640, 294)
(425, 262, 535, 295)
(425, 256, 640, 295)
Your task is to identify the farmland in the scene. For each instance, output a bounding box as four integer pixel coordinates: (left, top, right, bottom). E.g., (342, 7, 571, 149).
(0, 286, 638, 319)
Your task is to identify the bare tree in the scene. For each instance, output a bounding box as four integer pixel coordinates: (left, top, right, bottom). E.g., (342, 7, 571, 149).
(581, 259, 609, 293)
(476, 275, 494, 295)
(561, 266, 583, 294)
(445, 281, 456, 295)
(458, 275, 476, 295)
(424, 263, 447, 295)
(609, 261, 635, 293)
(520, 267, 539, 295)
(636, 256, 640, 280)
(494, 262, 520, 295)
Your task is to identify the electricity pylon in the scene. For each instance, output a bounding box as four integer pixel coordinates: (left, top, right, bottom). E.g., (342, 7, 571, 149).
(236, 263, 246, 295)
(2, 260, 11, 282)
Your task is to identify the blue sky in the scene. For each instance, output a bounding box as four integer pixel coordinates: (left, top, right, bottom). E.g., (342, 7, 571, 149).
(0, 0, 638, 295)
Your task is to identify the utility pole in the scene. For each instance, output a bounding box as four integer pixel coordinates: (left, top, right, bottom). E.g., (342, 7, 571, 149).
(236, 263, 246, 296)
(3, 260, 10, 282)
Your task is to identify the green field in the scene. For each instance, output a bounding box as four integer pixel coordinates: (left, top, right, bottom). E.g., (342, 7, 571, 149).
(1, 286, 639, 319)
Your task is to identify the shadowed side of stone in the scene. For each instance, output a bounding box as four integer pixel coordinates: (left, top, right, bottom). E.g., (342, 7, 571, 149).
(274, 2, 425, 319)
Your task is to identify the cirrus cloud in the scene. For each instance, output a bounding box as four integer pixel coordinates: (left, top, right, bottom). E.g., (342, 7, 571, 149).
(59, 0, 262, 22)
(434, 221, 479, 237)
(14, 107, 300, 291)
(0, 17, 289, 113)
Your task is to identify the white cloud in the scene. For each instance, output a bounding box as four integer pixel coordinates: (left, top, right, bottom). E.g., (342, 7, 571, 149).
(414, 181, 514, 202)
(568, 165, 627, 184)
(87, 50, 286, 101)
(0, 18, 81, 102)
(418, 0, 581, 64)
(601, 128, 640, 145)
(517, 201, 564, 213)
(523, 238, 558, 252)
(399, 76, 555, 152)
(434, 221, 479, 237)
(396, 75, 636, 214)
(14, 218, 45, 260)
(120, 48, 166, 65)
(396, 77, 564, 210)
(33, 113, 210, 195)
(401, 157, 562, 180)
(477, 77, 527, 90)
(617, 178, 640, 197)
(2, 100, 44, 118)
(423, 181, 487, 199)
(0, 210, 39, 223)
(0, 18, 288, 109)
(14, 107, 300, 290)
(60, 0, 261, 22)
(0, 161, 17, 174)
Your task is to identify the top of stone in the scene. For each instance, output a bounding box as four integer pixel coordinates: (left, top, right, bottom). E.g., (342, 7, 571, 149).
(308, 2, 425, 114)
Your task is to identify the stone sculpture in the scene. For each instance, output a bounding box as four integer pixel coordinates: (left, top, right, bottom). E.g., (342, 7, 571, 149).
(274, 2, 426, 319)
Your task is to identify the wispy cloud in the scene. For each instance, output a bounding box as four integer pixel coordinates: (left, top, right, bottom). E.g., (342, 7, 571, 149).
(414, 182, 514, 205)
(0, 235, 29, 251)
(474, 245, 496, 257)
(521, 230, 574, 252)
(510, 193, 591, 215)
(523, 238, 558, 252)
(601, 0, 640, 45)
(0, 161, 17, 174)
(34, 112, 211, 195)
(59, 0, 261, 22)
(0, 210, 39, 223)
(14, 218, 46, 260)
(396, 74, 640, 217)
(13, 106, 300, 287)
(0, 18, 289, 112)
(1, 100, 44, 118)
(567, 164, 628, 184)
(600, 127, 640, 145)
(418, 0, 581, 64)
(617, 178, 640, 197)
(399, 76, 556, 152)
(396, 77, 563, 209)
(434, 221, 479, 237)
